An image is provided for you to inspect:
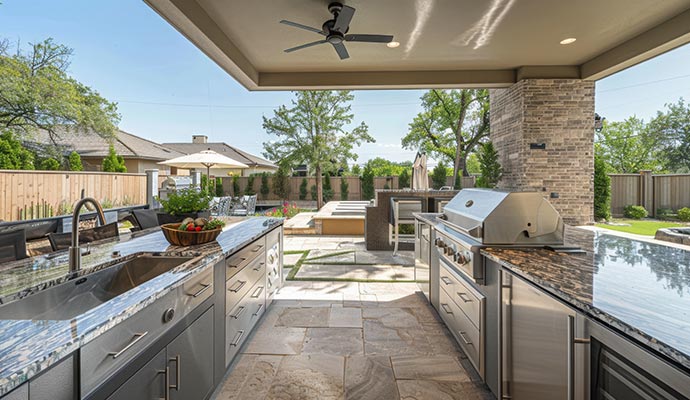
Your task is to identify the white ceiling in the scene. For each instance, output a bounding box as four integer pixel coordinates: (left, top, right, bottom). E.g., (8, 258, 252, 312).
(146, 0, 690, 89)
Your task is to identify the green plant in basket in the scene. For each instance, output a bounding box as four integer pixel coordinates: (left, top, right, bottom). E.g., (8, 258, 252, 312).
(159, 189, 211, 215)
(177, 217, 225, 232)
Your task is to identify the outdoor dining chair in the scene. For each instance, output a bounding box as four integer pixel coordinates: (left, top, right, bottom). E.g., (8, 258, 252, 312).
(211, 196, 234, 216)
(48, 222, 120, 252)
(389, 198, 423, 255)
(0, 229, 28, 263)
(133, 209, 160, 230)
(232, 195, 257, 216)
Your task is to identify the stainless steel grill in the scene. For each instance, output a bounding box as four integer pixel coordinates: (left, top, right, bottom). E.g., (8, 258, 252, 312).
(158, 176, 193, 200)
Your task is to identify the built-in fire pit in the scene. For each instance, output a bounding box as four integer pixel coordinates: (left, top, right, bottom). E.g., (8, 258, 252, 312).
(655, 227, 690, 245)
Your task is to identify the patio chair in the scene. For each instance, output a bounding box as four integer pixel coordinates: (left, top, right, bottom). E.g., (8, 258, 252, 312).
(133, 209, 160, 230)
(211, 196, 234, 216)
(232, 195, 257, 216)
(48, 222, 120, 252)
(0, 229, 28, 263)
(389, 198, 423, 255)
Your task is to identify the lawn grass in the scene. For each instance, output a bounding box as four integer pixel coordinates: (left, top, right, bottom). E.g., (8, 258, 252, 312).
(595, 219, 686, 236)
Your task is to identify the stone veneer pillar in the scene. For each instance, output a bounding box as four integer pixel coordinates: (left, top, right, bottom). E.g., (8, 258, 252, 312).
(489, 79, 595, 225)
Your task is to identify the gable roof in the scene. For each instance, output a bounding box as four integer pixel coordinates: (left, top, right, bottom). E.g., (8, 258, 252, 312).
(26, 127, 185, 161)
(162, 142, 277, 169)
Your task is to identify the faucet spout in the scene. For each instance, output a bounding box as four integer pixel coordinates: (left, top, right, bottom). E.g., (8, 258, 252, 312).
(69, 197, 106, 275)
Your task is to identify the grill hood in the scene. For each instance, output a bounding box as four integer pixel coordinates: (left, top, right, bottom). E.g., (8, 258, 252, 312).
(441, 188, 564, 245)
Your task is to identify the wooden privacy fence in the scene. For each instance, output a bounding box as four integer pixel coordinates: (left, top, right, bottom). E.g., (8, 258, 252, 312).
(0, 170, 147, 222)
(609, 172, 690, 217)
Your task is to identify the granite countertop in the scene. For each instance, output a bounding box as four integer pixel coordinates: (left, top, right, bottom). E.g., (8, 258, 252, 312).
(481, 227, 690, 372)
(0, 217, 282, 395)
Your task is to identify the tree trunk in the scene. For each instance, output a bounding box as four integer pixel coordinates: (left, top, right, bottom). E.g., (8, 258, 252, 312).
(315, 164, 323, 210)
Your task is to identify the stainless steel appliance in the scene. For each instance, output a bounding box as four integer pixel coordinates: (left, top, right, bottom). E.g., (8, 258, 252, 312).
(158, 176, 193, 200)
(414, 218, 432, 300)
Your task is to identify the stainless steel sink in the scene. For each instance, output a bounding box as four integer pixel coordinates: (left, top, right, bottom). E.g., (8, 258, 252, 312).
(0, 254, 195, 321)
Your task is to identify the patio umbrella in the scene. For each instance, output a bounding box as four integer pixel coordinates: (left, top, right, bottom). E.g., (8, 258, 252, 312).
(411, 152, 429, 190)
(158, 148, 248, 180)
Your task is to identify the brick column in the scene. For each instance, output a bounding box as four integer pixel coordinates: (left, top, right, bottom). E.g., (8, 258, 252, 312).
(490, 79, 595, 225)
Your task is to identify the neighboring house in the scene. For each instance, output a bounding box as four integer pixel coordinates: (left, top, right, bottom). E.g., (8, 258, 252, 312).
(163, 135, 278, 177)
(25, 127, 185, 173)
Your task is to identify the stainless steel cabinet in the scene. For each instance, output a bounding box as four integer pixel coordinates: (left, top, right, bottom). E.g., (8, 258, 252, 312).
(1, 384, 27, 400)
(167, 306, 214, 400)
(107, 349, 166, 400)
(414, 218, 432, 304)
(30, 355, 75, 400)
(501, 271, 589, 400)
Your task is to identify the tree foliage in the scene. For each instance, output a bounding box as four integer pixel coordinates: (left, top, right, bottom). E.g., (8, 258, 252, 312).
(262, 91, 374, 209)
(595, 117, 664, 173)
(340, 178, 349, 200)
(245, 175, 255, 195)
(361, 164, 375, 200)
(362, 157, 413, 177)
(475, 141, 502, 188)
(0, 130, 34, 169)
(594, 153, 611, 221)
(350, 164, 361, 176)
(260, 172, 270, 198)
(402, 89, 489, 183)
(102, 144, 127, 172)
(0, 38, 120, 141)
(648, 99, 690, 173)
(38, 157, 60, 170)
(68, 151, 83, 171)
(299, 178, 308, 200)
(398, 168, 410, 189)
(431, 161, 449, 189)
(272, 164, 291, 200)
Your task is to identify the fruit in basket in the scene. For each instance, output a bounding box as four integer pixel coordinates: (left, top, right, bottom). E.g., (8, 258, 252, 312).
(194, 217, 207, 227)
(177, 217, 225, 232)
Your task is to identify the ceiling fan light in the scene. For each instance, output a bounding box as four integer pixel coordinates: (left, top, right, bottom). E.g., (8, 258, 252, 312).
(386, 41, 400, 48)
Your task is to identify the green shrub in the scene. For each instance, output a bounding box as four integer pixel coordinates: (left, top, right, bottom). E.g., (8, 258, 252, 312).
(475, 141, 502, 188)
(340, 178, 349, 200)
(310, 184, 317, 201)
(260, 173, 270, 198)
(623, 205, 648, 220)
(351, 164, 361, 176)
(398, 168, 410, 188)
(593, 154, 611, 221)
(232, 175, 240, 196)
(39, 157, 61, 170)
(431, 162, 448, 189)
(361, 164, 375, 200)
(215, 177, 223, 196)
(102, 144, 127, 172)
(159, 188, 211, 215)
(68, 151, 83, 171)
(245, 175, 255, 195)
(272, 164, 290, 200)
(678, 207, 690, 222)
(383, 183, 390, 189)
(656, 208, 674, 220)
(299, 178, 308, 200)
(322, 174, 333, 202)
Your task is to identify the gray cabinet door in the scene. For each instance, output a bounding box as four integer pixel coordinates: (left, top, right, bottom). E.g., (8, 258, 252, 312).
(30, 355, 74, 400)
(2, 383, 28, 400)
(107, 348, 166, 400)
(167, 307, 214, 400)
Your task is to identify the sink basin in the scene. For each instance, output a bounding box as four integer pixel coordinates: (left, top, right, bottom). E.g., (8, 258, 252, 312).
(0, 254, 195, 321)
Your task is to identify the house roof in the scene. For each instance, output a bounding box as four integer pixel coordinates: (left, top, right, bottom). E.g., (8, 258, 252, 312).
(162, 142, 278, 169)
(27, 127, 185, 161)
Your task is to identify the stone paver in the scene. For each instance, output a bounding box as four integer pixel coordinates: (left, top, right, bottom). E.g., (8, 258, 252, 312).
(329, 307, 363, 328)
(283, 253, 304, 266)
(295, 263, 415, 281)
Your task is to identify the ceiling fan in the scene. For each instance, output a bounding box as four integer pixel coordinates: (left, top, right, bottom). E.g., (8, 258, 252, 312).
(280, 2, 394, 60)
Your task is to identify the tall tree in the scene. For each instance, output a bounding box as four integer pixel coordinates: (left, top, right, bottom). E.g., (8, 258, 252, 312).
(475, 141, 502, 188)
(262, 91, 374, 209)
(402, 89, 490, 184)
(0, 130, 34, 169)
(0, 38, 120, 141)
(595, 117, 664, 173)
(648, 99, 690, 173)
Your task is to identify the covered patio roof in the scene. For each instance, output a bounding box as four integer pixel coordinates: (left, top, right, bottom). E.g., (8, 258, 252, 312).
(145, 0, 690, 90)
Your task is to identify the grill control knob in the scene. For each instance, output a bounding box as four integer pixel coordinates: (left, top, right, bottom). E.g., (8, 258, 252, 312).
(162, 308, 175, 323)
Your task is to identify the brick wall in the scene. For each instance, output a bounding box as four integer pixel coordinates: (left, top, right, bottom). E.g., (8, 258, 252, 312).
(490, 79, 595, 225)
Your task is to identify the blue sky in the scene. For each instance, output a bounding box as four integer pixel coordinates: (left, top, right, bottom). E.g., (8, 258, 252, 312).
(1, 1, 689, 165)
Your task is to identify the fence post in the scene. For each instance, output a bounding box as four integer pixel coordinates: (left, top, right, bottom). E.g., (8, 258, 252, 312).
(145, 169, 159, 208)
(640, 170, 654, 217)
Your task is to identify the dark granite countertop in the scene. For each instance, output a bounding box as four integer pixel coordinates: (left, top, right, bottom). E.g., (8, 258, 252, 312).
(0, 217, 282, 395)
(481, 227, 690, 372)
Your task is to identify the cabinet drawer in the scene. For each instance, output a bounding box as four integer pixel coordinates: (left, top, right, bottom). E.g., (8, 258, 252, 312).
(440, 262, 482, 329)
(439, 288, 481, 371)
(225, 281, 265, 366)
(226, 238, 266, 280)
(180, 267, 214, 308)
(225, 255, 265, 314)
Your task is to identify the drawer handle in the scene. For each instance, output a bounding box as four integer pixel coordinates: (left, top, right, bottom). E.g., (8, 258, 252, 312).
(252, 262, 265, 272)
(440, 303, 453, 315)
(230, 330, 245, 346)
(228, 280, 247, 293)
(441, 276, 453, 285)
(227, 257, 247, 268)
(191, 283, 211, 298)
(108, 331, 148, 359)
(251, 245, 263, 252)
(231, 306, 246, 319)
(160, 367, 170, 400)
(253, 303, 264, 316)
(458, 331, 473, 345)
(251, 286, 264, 298)
(457, 292, 472, 303)
(169, 355, 181, 391)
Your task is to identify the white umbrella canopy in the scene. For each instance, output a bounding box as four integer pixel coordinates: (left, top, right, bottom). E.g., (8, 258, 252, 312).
(158, 149, 248, 178)
(412, 152, 429, 190)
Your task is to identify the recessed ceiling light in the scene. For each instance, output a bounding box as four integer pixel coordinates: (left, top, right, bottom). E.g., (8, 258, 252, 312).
(560, 38, 577, 45)
(386, 41, 400, 48)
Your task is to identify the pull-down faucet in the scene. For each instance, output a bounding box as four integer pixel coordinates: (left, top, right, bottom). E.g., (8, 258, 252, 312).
(69, 197, 106, 275)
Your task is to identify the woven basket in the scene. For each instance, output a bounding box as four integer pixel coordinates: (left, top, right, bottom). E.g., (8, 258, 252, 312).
(160, 223, 222, 246)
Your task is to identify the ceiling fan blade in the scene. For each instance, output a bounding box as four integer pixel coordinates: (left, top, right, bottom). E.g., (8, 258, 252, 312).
(333, 5, 355, 32)
(332, 42, 349, 60)
(280, 20, 325, 35)
(345, 34, 394, 43)
(284, 40, 328, 53)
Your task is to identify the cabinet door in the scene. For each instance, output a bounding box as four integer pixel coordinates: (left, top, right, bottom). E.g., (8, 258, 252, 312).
(2, 383, 28, 400)
(30, 354, 74, 400)
(167, 306, 214, 400)
(501, 271, 588, 400)
(107, 348, 166, 400)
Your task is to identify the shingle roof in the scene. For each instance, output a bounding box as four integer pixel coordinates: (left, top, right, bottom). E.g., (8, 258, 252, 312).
(27, 127, 185, 161)
(162, 142, 277, 169)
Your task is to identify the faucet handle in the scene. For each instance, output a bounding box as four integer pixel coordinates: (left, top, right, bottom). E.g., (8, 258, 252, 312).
(82, 243, 91, 256)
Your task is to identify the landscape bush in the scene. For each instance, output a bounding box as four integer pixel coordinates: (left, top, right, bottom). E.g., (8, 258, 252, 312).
(299, 178, 308, 200)
(656, 208, 674, 220)
(361, 164, 375, 200)
(244, 175, 256, 195)
(623, 205, 648, 219)
(398, 168, 410, 188)
(593, 154, 611, 220)
(159, 189, 210, 215)
(678, 207, 690, 222)
(260, 173, 270, 198)
(340, 178, 349, 200)
(431, 161, 448, 189)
